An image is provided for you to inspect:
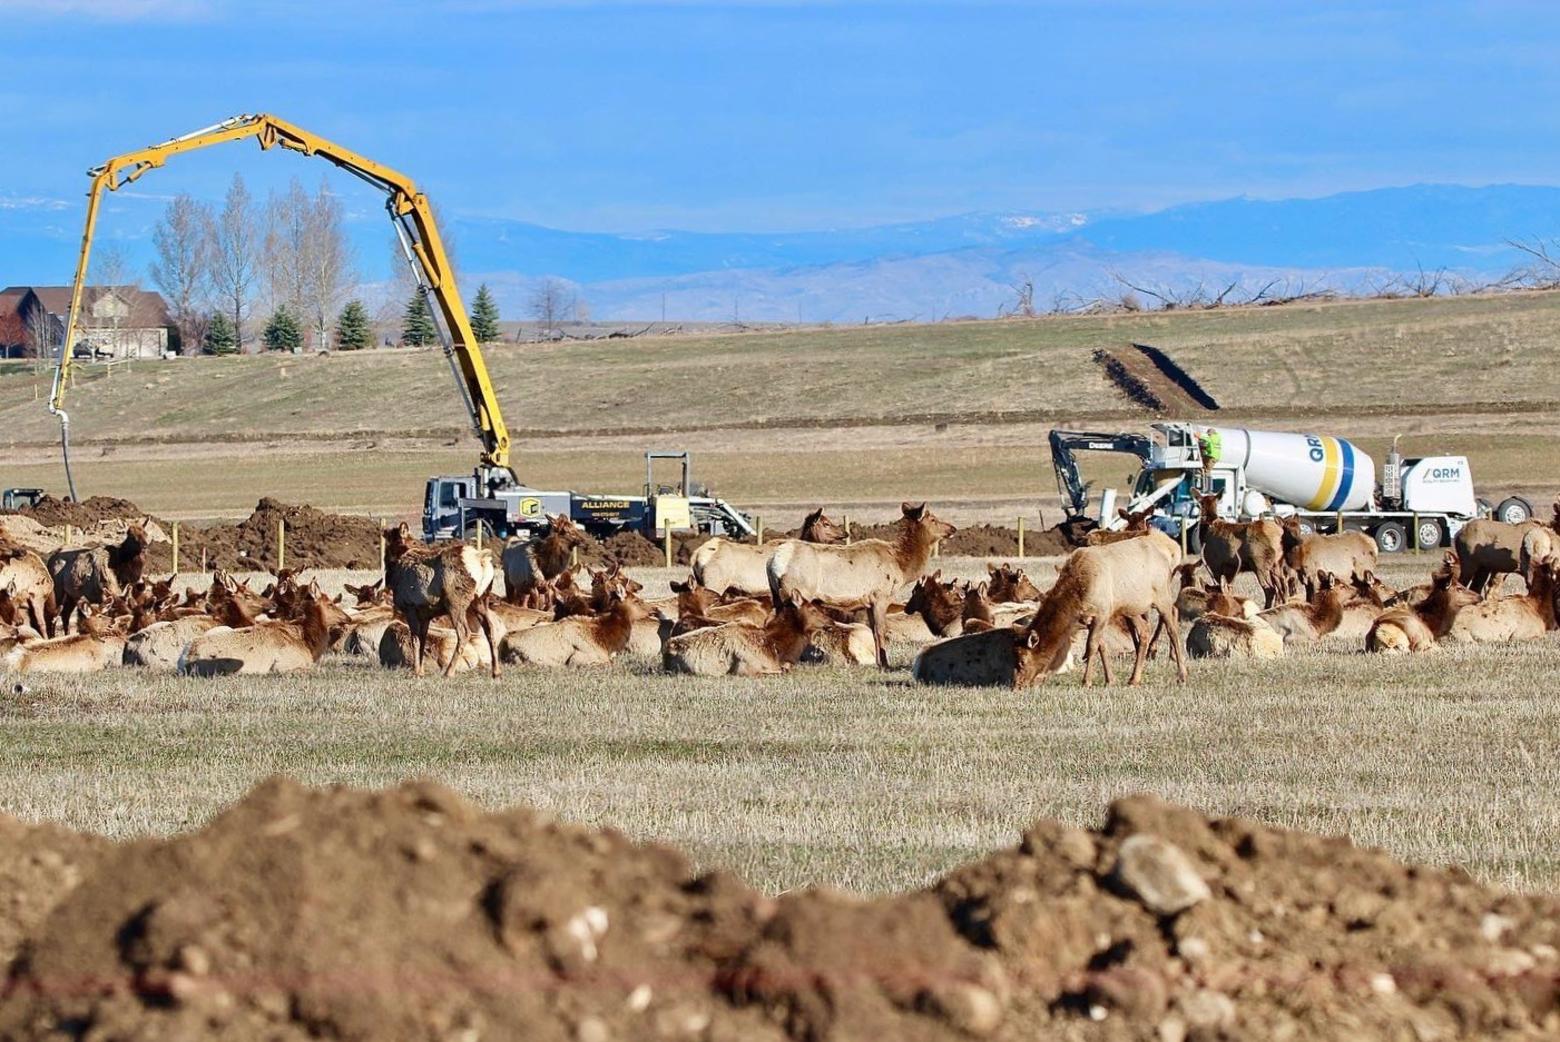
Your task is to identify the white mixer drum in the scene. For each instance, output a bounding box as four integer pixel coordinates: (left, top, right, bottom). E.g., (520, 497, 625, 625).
(1206, 428, 1375, 512)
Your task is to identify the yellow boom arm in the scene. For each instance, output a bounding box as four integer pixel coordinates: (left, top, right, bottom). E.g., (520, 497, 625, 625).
(50, 113, 512, 475)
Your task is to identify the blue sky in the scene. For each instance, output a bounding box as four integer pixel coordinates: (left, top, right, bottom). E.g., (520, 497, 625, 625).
(3, 0, 1559, 234)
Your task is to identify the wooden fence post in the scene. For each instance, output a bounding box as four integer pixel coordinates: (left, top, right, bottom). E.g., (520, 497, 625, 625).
(571, 546, 579, 568)
(378, 521, 387, 581)
(1412, 513, 1420, 554)
(1016, 517, 1025, 558)
(64, 523, 72, 546)
(201, 546, 207, 574)
(844, 515, 852, 545)
(663, 527, 673, 568)
(171, 522, 180, 574)
(277, 519, 286, 572)
(756, 516, 764, 544)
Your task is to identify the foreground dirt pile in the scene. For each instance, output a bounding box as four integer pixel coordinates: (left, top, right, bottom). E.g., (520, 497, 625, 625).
(2, 783, 1556, 1041)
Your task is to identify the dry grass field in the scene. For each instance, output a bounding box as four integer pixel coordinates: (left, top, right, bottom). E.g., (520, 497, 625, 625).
(4, 558, 1556, 897)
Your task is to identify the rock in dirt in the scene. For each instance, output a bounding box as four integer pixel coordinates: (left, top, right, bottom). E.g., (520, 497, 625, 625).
(1113, 833, 1212, 915)
(1, 787, 1557, 1042)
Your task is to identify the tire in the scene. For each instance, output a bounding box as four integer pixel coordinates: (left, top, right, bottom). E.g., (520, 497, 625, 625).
(1373, 521, 1407, 555)
(1412, 517, 1443, 551)
(1296, 518, 1317, 536)
(1495, 497, 1533, 526)
(1181, 521, 1202, 555)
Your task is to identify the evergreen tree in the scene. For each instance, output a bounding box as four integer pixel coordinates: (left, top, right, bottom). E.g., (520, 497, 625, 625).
(402, 291, 436, 346)
(335, 300, 372, 351)
(203, 311, 238, 355)
(470, 283, 501, 343)
(262, 305, 303, 352)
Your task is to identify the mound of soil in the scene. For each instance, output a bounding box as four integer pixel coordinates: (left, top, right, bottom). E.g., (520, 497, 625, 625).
(849, 521, 1074, 558)
(2, 781, 1555, 1041)
(144, 498, 384, 573)
(1, 494, 162, 530)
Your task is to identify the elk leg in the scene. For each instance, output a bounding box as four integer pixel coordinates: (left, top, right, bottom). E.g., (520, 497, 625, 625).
(1157, 598, 1189, 682)
(476, 599, 501, 679)
(443, 601, 471, 678)
(1124, 613, 1152, 686)
(412, 612, 431, 677)
(27, 596, 51, 639)
(1081, 617, 1104, 687)
(869, 598, 890, 669)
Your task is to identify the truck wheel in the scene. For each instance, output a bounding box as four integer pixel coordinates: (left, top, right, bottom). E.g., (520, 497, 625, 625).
(1412, 517, 1443, 551)
(1495, 497, 1533, 525)
(1182, 522, 1202, 555)
(1373, 521, 1407, 554)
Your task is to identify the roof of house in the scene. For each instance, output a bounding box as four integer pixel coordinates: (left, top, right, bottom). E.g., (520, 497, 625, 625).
(0, 287, 31, 320)
(22, 285, 171, 327)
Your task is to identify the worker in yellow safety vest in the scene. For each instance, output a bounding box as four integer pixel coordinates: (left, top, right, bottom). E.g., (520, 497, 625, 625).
(1198, 427, 1222, 479)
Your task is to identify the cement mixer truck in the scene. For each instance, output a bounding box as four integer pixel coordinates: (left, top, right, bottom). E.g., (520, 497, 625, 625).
(1050, 422, 1533, 553)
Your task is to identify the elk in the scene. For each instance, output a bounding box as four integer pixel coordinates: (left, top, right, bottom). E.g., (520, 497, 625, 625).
(1084, 507, 1153, 546)
(46, 545, 120, 635)
(1186, 614, 1284, 660)
(106, 523, 150, 588)
(961, 581, 997, 632)
(1257, 571, 1349, 643)
(122, 614, 225, 670)
(1021, 531, 1188, 687)
(1453, 517, 1551, 594)
(768, 502, 955, 667)
(801, 621, 879, 665)
(910, 626, 1053, 687)
(504, 584, 654, 667)
(178, 583, 349, 676)
(4, 627, 127, 673)
(1197, 495, 1286, 608)
(1332, 572, 1391, 642)
(503, 515, 591, 605)
(691, 508, 847, 598)
(1445, 554, 1560, 644)
(662, 595, 834, 676)
(985, 563, 1041, 605)
(384, 523, 500, 678)
(0, 546, 57, 637)
(899, 571, 964, 639)
(668, 577, 768, 635)
(1278, 516, 1378, 599)
(1176, 578, 1258, 624)
(1366, 553, 1481, 653)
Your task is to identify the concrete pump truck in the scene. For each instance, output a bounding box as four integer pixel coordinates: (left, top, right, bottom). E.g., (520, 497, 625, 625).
(47, 114, 754, 544)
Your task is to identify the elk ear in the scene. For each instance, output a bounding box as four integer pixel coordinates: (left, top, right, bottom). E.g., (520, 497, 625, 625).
(1025, 629, 1041, 649)
(976, 581, 988, 596)
(804, 508, 822, 524)
(670, 579, 686, 593)
(787, 592, 802, 609)
(1118, 508, 1130, 520)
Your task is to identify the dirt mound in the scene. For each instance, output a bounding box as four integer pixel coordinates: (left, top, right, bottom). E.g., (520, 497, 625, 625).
(145, 498, 383, 572)
(3, 782, 1555, 1042)
(850, 521, 1073, 558)
(2, 494, 161, 530)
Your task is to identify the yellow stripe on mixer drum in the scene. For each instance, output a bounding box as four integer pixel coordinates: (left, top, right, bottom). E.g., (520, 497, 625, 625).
(1308, 437, 1341, 510)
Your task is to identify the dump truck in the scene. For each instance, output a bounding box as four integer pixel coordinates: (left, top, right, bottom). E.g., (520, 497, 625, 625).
(1050, 423, 1530, 553)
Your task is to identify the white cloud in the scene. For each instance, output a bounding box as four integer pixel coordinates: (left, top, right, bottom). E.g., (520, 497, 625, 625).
(0, 195, 72, 211)
(0, 0, 215, 20)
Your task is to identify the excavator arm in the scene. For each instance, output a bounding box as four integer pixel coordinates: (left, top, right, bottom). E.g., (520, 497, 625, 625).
(49, 113, 512, 497)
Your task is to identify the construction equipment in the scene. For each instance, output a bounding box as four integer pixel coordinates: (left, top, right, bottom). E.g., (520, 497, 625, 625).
(2, 488, 44, 511)
(47, 114, 753, 541)
(1050, 422, 1524, 553)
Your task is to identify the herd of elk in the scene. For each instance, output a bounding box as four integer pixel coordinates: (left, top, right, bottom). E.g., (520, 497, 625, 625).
(6, 495, 1558, 685)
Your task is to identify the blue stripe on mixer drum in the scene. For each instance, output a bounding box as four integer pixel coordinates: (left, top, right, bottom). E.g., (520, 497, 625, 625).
(1325, 439, 1355, 512)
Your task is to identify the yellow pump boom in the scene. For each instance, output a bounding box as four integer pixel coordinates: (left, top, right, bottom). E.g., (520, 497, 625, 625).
(49, 113, 513, 496)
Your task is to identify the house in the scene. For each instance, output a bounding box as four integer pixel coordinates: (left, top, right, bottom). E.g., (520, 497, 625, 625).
(2, 285, 174, 359)
(0, 287, 56, 359)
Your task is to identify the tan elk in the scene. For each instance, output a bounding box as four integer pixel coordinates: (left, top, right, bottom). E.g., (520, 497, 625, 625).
(0, 545, 57, 637)
(1198, 495, 1286, 607)
(1085, 507, 1153, 546)
(1021, 531, 1188, 687)
(1257, 571, 1349, 644)
(504, 584, 654, 667)
(662, 595, 834, 676)
(385, 523, 500, 678)
(3, 603, 125, 673)
(1186, 614, 1284, 660)
(1446, 554, 1559, 644)
(985, 563, 1042, 605)
(1453, 516, 1551, 594)
(767, 502, 955, 667)
(502, 515, 591, 604)
(691, 508, 847, 597)
(1279, 516, 1378, 599)
(179, 584, 348, 676)
(1366, 553, 1481, 653)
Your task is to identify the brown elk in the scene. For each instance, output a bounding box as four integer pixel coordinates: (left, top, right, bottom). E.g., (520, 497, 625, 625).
(1198, 495, 1286, 607)
(384, 523, 501, 678)
(503, 584, 654, 667)
(662, 595, 834, 676)
(1021, 531, 1188, 687)
(668, 577, 768, 635)
(767, 503, 955, 667)
(899, 571, 964, 639)
(1446, 554, 1560, 644)
(1084, 507, 1153, 546)
(1366, 553, 1481, 653)
(179, 584, 348, 676)
(910, 625, 1052, 687)
(1186, 614, 1284, 660)
(961, 581, 997, 632)
(1257, 571, 1348, 644)
(985, 563, 1042, 604)
(1453, 517, 1550, 594)
(107, 523, 150, 588)
(691, 508, 847, 597)
(0, 546, 56, 637)
(4, 626, 127, 673)
(1278, 516, 1378, 599)
(503, 515, 591, 605)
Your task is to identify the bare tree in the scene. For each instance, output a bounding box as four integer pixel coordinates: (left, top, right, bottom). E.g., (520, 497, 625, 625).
(149, 193, 214, 354)
(529, 278, 573, 336)
(209, 173, 260, 353)
(264, 178, 312, 324)
(90, 243, 142, 356)
(302, 179, 355, 349)
(1004, 274, 1036, 317)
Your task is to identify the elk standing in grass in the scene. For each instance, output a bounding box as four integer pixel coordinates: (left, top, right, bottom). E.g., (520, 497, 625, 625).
(1279, 516, 1377, 599)
(385, 523, 501, 678)
(1453, 516, 1551, 594)
(1022, 531, 1188, 687)
(767, 503, 955, 667)
(692, 508, 847, 598)
(1198, 495, 1286, 608)
(502, 515, 591, 605)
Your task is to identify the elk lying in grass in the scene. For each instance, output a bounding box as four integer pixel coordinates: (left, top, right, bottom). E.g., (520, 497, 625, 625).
(1023, 531, 1188, 686)
(1085, 507, 1153, 546)
(961, 581, 996, 632)
(385, 523, 500, 678)
(801, 621, 878, 665)
(691, 508, 847, 598)
(1186, 614, 1283, 660)
(910, 626, 1051, 687)
(1332, 572, 1392, 642)
(985, 563, 1042, 605)
(3, 605, 126, 673)
(1446, 554, 1560, 644)
(1279, 516, 1378, 599)
(122, 611, 235, 670)
(1453, 516, 1550, 594)
(662, 595, 834, 676)
(504, 584, 654, 667)
(503, 515, 591, 604)
(768, 502, 955, 667)
(668, 578, 768, 635)
(1198, 495, 1286, 608)
(0, 546, 56, 637)
(1366, 553, 1481, 653)
(896, 571, 963, 640)
(179, 584, 348, 676)
(1257, 572, 1349, 644)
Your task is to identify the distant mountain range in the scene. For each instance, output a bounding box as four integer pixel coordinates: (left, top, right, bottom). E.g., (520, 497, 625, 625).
(4, 183, 1557, 323)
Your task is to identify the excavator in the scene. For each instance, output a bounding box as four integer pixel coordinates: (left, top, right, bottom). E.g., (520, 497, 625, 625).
(47, 114, 754, 543)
